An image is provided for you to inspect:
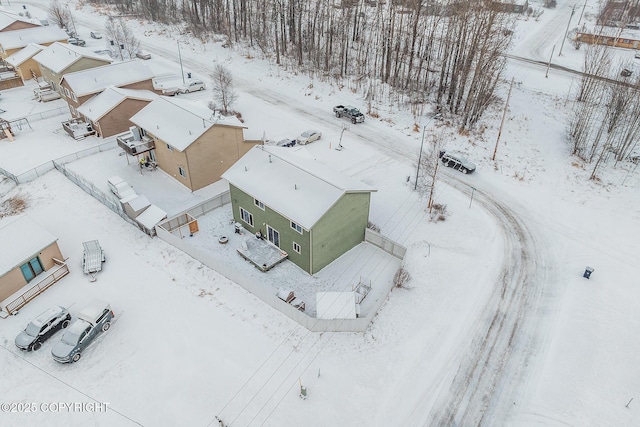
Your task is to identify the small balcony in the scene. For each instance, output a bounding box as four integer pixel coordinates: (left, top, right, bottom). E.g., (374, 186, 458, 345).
(117, 130, 155, 156)
(62, 118, 96, 140)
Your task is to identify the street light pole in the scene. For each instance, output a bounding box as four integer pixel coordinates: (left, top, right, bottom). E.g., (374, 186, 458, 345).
(414, 113, 441, 190)
(558, 5, 576, 57)
(177, 39, 185, 84)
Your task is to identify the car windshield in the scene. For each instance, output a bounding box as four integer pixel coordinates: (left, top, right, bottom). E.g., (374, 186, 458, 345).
(25, 322, 40, 337)
(302, 131, 312, 137)
(61, 330, 81, 346)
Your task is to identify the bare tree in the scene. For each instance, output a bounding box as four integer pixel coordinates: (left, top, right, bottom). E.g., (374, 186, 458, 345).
(211, 64, 237, 115)
(104, 16, 141, 61)
(48, 0, 69, 29)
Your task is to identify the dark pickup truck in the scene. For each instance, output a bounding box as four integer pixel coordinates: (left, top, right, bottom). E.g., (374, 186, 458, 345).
(333, 105, 365, 124)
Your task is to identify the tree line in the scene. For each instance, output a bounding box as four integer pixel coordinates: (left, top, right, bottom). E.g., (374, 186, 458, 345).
(81, 0, 516, 129)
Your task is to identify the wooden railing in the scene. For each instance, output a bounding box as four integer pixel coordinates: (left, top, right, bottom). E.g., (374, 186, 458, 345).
(3, 259, 70, 315)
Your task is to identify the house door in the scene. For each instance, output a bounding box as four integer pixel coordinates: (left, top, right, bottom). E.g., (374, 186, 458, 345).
(20, 257, 44, 283)
(267, 225, 280, 247)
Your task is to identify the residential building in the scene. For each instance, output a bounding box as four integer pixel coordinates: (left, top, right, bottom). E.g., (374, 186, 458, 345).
(3, 42, 43, 83)
(0, 26, 67, 59)
(0, 10, 40, 32)
(33, 42, 112, 93)
(222, 145, 377, 274)
(128, 97, 256, 191)
(59, 61, 155, 117)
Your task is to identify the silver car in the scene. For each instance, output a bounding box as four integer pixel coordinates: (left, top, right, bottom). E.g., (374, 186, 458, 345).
(51, 300, 114, 363)
(15, 306, 71, 351)
(296, 130, 322, 145)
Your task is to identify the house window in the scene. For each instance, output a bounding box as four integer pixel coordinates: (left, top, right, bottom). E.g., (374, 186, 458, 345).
(291, 221, 303, 234)
(166, 143, 174, 151)
(240, 208, 253, 226)
(64, 87, 70, 97)
(71, 92, 77, 102)
(20, 257, 44, 283)
(178, 166, 186, 178)
(293, 242, 301, 254)
(254, 199, 265, 210)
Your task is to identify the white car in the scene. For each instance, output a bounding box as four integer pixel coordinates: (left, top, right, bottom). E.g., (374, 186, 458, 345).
(90, 31, 102, 39)
(296, 130, 322, 145)
(179, 80, 206, 94)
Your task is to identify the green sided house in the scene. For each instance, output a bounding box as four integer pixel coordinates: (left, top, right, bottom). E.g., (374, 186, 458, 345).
(0, 215, 66, 312)
(222, 145, 377, 274)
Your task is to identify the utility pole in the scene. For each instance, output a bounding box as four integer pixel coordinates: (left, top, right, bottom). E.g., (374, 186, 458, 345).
(577, 0, 587, 26)
(545, 44, 556, 78)
(558, 5, 576, 56)
(427, 156, 439, 213)
(492, 77, 514, 161)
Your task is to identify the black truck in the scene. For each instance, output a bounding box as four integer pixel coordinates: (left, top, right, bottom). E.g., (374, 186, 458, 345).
(333, 105, 365, 124)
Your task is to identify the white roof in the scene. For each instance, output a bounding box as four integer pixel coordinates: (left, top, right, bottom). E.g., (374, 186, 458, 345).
(222, 146, 376, 230)
(130, 98, 244, 151)
(316, 292, 357, 319)
(61, 61, 155, 97)
(0, 215, 57, 277)
(0, 26, 67, 50)
(135, 204, 167, 230)
(33, 42, 111, 73)
(125, 194, 151, 211)
(77, 86, 158, 121)
(0, 10, 40, 31)
(4, 42, 43, 67)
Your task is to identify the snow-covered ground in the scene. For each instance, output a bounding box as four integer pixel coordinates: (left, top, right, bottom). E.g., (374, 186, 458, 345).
(1, 0, 639, 426)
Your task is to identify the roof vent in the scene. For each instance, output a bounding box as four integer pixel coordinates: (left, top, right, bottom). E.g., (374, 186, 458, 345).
(244, 166, 248, 172)
(269, 155, 271, 163)
(295, 184, 297, 190)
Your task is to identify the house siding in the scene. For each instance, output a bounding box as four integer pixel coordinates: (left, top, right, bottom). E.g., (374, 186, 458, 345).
(15, 57, 41, 82)
(229, 184, 312, 272)
(185, 125, 255, 191)
(62, 78, 155, 118)
(150, 131, 191, 188)
(1, 21, 39, 33)
(92, 98, 152, 138)
(310, 193, 371, 274)
(0, 241, 63, 302)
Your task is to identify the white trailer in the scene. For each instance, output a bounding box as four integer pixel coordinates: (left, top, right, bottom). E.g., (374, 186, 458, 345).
(82, 240, 105, 282)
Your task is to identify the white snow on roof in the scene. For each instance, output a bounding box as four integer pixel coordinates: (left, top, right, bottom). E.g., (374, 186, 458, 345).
(316, 292, 357, 319)
(4, 43, 44, 67)
(33, 42, 111, 73)
(77, 86, 158, 121)
(61, 61, 155, 97)
(0, 26, 67, 50)
(130, 97, 244, 151)
(222, 145, 376, 230)
(0, 10, 40, 31)
(135, 204, 167, 230)
(0, 215, 58, 277)
(125, 194, 151, 211)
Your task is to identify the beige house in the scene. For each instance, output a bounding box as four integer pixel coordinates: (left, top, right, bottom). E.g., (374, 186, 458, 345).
(77, 87, 157, 138)
(0, 11, 40, 32)
(4, 43, 44, 83)
(129, 97, 257, 191)
(59, 61, 156, 118)
(0, 26, 67, 59)
(33, 42, 112, 93)
(0, 215, 64, 305)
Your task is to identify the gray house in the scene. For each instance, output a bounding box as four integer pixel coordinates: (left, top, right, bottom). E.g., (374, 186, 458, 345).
(222, 145, 376, 274)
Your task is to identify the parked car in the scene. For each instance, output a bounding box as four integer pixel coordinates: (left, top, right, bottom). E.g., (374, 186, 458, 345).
(68, 37, 86, 47)
(179, 80, 206, 94)
(90, 31, 103, 39)
(136, 50, 151, 60)
(621, 68, 633, 77)
(439, 150, 476, 174)
(51, 300, 114, 363)
(296, 130, 322, 145)
(15, 306, 71, 351)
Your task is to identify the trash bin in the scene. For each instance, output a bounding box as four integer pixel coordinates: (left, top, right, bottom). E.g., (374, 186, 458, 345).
(187, 72, 192, 79)
(583, 267, 594, 279)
